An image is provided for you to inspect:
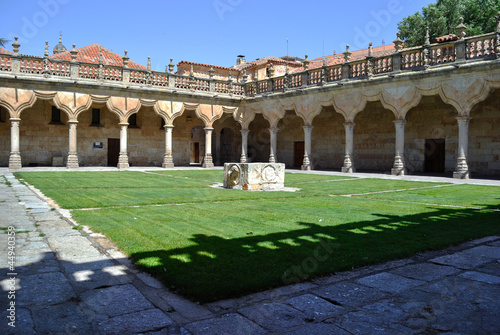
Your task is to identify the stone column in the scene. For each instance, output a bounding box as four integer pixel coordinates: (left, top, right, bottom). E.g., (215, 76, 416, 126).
(391, 120, 406, 176)
(202, 127, 214, 168)
(302, 125, 313, 170)
(162, 124, 174, 168)
(341, 122, 355, 173)
(8, 118, 22, 170)
(453, 117, 471, 179)
(240, 129, 249, 163)
(117, 122, 129, 169)
(215, 130, 221, 166)
(269, 127, 278, 163)
(67, 120, 79, 168)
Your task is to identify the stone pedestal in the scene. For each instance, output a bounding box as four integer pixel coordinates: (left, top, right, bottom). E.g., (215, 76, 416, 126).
(9, 118, 22, 170)
(162, 125, 174, 168)
(224, 163, 285, 191)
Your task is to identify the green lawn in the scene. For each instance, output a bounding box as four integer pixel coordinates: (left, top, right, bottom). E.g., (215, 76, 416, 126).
(14, 170, 500, 302)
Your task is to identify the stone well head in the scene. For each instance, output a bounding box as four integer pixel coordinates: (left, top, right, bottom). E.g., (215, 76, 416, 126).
(223, 163, 285, 191)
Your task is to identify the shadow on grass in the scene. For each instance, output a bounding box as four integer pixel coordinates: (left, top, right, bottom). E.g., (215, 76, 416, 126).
(131, 204, 500, 303)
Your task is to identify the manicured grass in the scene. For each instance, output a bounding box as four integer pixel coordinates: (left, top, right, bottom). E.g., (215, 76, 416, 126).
(14, 170, 500, 302)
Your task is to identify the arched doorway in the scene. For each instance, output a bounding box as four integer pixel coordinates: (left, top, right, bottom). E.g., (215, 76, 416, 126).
(190, 126, 204, 164)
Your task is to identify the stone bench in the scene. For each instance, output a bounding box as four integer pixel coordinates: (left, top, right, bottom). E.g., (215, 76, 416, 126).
(223, 163, 285, 191)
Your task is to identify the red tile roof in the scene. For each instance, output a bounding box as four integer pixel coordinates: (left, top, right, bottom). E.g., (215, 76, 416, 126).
(0, 47, 14, 55)
(49, 43, 147, 70)
(290, 44, 396, 73)
(233, 56, 303, 71)
(435, 34, 458, 43)
(177, 60, 235, 71)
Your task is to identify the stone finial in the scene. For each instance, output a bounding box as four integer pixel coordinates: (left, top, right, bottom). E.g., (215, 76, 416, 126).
(122, 50, 129, 67)
(268, 63, 275, 78)
(303, 54, 310, 70)
(456, 17, 467, 40)
(147, 56, 151, 70)
(393, 32, 404, 51)
(168, 58, 175, 73)
(208, 66, 215, 78)
(98, 49, 104, 65)
(190, 65, 194, 76)
(12, 36, 20, 55)
(228, 68, 232, 80)
(424, 26, 430, 46)
(70, 44, 78, 61)
(368, 42, 373, 57)
(343, 45, 352, 62)
(44, 41, 49, 57)
(323, 58, 328, 67)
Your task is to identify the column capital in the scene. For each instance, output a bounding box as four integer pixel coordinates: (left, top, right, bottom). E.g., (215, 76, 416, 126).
(119, 122, 129, 126)
(269, 127, 279, 132)
(164, 124, 174, 129)
(302, 125, 314, 130)
(204, 126, 214, 131)
(240, 128, 250, 134)
(343, 122, 355, 127)
(68, 120, 79, 125)
(9, 118, 21, 122)
(456, 116, 472, 122)
(393, 119, 407, 125)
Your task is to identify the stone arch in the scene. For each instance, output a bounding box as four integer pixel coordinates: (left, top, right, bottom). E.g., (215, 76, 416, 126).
(311, 105, 345, 170)
(0, 88, 37, 118)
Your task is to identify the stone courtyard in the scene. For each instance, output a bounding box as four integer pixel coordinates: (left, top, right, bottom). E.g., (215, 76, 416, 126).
(1, 168, 499, 334)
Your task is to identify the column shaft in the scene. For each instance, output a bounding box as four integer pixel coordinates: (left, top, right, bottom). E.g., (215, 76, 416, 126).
(341, 122, 355, 173)
(215, 130, 221, 166)
(240, 129, 249, 163)
(117, 123, 129, 169)
(269, 127, 278, 163)
(202, 127, 214, 168)
(9, 118, 22, 170)
(162, 125, 174, 168)
(67, 121, 79, 168)
(391, 120, 406, 176)
(453, 117, 471, 179)
(302, 125, 313, 170)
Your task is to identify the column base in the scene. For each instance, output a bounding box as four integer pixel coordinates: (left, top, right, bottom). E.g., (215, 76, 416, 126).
(8, 153, 22, 171)
(341, 166, 355, 173)
(66, 154, 79, 169)
(240, 155, 247, 163)
(301, 164, 313, 171)
(391, 167, 406, 176)
(202, 154, 214, 168)
(117, 154, 129, 169)
(162, 155, 174, 168)
(453, 171, 470, 179)
(269, 155, 276, 163)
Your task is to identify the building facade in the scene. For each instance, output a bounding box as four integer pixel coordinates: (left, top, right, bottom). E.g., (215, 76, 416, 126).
(1, 20, 500, 179)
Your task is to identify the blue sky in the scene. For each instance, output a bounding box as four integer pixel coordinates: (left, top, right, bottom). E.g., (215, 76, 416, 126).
(2, 0, 433, 70)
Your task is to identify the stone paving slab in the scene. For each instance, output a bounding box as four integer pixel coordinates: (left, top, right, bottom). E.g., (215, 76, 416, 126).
(430, 245, 500, 269)
(99, 308, 175, 335)
(312, 282, 388, 308)
(184, 313, 266, 335)
(390, 262, 461, 282)
(238, 302, 307, 332)
(356, 272, 426, 294)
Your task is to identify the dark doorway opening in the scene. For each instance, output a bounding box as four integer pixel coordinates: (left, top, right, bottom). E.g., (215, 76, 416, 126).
(424, 139, 445, 173)
(294, 141, 305, 168)
(108, 138, 120, 167)
(193, 142, 200, 164)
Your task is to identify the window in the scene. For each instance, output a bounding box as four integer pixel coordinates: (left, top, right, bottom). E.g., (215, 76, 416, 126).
(160, 117, 165, 129)
(50, 106, 62, 124)
(91, 108, 100, 126)
(129, 113, 138, 128)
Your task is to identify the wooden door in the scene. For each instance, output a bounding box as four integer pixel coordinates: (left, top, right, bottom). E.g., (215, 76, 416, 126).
(424, 139, 445, 173)
(294, 141, 305, 168)
(108, 138, 120, 167)
(194, 142, 200, 163)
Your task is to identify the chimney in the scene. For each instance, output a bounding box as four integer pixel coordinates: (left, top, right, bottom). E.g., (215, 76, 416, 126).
(237, 55, 246, 65)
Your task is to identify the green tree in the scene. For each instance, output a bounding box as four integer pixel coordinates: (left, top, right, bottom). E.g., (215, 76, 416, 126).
(397, 0, 500, 47)
(0, 38, 9, 48)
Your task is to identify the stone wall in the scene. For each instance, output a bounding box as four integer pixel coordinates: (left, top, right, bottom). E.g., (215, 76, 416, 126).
(0, 107, 10, 166)
(276, 111, 304, 168)
(469, 89, 500, 176)
(311, 106, 345, 170)
(172, 110, 206, 166)
(405, 96, 458, 174)
(353, 102, 395, 172)
(248, 114, 270, 163)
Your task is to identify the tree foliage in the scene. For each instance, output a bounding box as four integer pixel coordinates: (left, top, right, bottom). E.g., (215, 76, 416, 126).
(397, 0, 500, 47)
(0, 38, 9, 48)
